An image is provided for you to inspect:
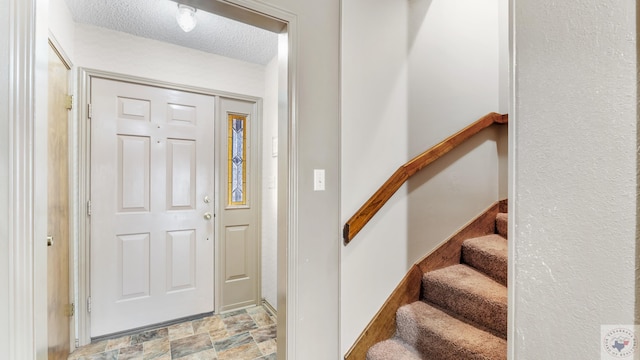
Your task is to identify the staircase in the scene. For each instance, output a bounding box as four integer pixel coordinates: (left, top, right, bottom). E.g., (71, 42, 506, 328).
(366, 210, 508, 360)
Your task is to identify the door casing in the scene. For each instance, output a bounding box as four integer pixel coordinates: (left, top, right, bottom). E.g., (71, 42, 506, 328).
(77, 68, 263, 343)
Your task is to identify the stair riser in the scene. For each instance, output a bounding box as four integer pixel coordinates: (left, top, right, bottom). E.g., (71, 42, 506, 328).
(496, 213, 508, 239)
(462, 244, 507, 286)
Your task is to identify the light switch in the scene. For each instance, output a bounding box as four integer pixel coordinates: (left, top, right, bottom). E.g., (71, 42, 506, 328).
(314, 169, 325, 191)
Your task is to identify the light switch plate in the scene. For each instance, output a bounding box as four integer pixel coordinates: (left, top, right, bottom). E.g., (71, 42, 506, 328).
(314, 169, 325, 191)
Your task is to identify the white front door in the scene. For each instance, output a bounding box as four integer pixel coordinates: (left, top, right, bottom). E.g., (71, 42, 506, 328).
(90, 78, 215, 337)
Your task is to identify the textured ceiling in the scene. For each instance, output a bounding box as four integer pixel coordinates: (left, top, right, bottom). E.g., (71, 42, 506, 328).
(63, 0, 278, 65)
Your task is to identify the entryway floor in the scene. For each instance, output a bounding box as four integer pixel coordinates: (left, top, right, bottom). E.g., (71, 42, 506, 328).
(68, 305, 276, 360)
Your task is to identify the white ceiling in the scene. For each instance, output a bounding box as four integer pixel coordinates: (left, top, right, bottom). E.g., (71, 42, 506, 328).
(63, 0, 279, 65)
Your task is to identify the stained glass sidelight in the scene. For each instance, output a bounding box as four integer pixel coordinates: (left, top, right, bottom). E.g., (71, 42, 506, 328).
(227, 114, 247, 206)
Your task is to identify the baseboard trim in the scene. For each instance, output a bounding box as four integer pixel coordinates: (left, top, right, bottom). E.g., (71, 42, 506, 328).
(416, 201, 501, 274)
(344, 200, 503, 360)
(344, 266, 422, 360)
(499, 198, 508, 213)
(262, 298, 277, 317)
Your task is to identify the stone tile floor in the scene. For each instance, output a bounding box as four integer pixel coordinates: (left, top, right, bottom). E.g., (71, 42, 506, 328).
(68, 306, 276, 360)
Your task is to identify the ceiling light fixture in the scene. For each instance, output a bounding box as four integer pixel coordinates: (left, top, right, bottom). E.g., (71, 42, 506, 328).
(176, 4, 197, 32)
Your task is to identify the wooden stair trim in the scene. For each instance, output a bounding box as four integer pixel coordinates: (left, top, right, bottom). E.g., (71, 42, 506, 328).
(344, 265, 423, 360)
(343, 201, 503, 360)
(499, 198, 508, 213)
(417, 202, 500, 274)
(343, 112, 508, 244)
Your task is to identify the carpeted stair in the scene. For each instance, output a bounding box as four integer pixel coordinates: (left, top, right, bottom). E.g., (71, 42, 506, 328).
(367, 211, 508, 360)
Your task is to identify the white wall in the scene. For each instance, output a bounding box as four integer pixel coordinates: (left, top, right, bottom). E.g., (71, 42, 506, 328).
(262, 55, 278, 310)
(0, 0, 10, 352)
(73, 23, 266, 97)
(49, 0, 75, 60)
(341, 0, 503, 355)
(511, 0, 637, 358)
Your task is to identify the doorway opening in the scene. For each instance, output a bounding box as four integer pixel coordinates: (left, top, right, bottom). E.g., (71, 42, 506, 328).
(60, 1, 296, 358)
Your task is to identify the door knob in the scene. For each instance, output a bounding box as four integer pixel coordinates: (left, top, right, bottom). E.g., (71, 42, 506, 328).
(204, 212, 212, 220)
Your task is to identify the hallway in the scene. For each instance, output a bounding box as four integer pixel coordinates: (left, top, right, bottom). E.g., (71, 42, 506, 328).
(68, 306, 276, 360)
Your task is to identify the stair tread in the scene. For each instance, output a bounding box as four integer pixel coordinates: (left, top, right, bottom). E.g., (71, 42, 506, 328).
(366, 337, 422, 360)
(422, 264, 507, 337)
(462, 234, 508, 286)
(397, 301, 507, 360)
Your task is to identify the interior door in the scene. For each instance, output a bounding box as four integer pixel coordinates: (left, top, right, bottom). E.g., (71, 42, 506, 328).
(219, 97, 261, 312)
(90, 78, 215, 337)
(47, 43, 72, 360)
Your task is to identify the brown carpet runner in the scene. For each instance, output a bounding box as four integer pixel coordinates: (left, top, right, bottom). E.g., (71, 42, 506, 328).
(367, 212, 508, 360)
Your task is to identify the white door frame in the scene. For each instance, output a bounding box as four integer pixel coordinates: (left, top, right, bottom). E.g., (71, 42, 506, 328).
(77, 68, 264, 343)
(3, 0, 50, 358)
(5, 0, 298, 358)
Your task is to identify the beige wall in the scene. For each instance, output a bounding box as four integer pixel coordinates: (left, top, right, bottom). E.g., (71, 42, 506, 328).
(264, 2, 341, 358)
(340, 0, 409, 353)
(511, 0, 637, 358)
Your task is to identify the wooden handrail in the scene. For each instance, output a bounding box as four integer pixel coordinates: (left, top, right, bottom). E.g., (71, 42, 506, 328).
(343, 112, 508, 244)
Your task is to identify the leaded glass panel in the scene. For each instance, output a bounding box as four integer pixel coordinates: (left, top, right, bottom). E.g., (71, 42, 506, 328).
(227, 114, 247, 206)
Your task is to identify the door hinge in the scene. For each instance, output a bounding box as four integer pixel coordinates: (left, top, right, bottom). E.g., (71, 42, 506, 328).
(87, 200, 92, 216)
(65, 303, 75, 317)
(75, 338, 79, 348)
(65, 95, 73, 110)
(88, 103, 93, 119)
(87, 296, 92, 313)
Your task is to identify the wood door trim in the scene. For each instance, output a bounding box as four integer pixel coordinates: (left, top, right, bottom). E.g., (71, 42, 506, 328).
(47, 41, 72, 359)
